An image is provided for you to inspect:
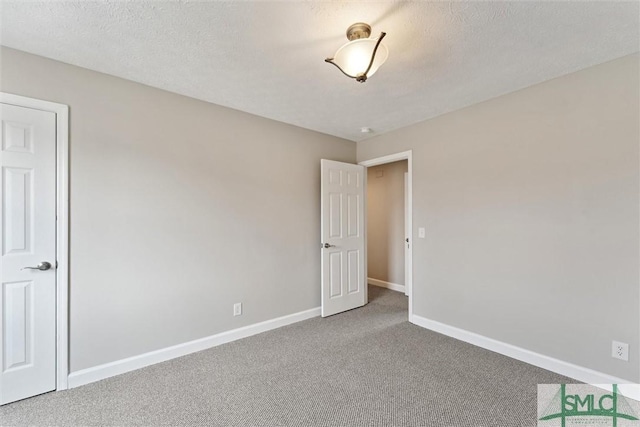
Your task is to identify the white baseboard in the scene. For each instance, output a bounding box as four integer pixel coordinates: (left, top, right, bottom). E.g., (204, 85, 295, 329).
(68, 307, 321, 389)
(411, 314, 639, 401)
(368, 278, 405, 293)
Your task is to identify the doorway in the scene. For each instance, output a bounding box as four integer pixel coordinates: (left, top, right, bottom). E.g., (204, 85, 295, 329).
(365, 160, 408, 293)
(0, 92, 69, 404)
(359, 151, 413, 319)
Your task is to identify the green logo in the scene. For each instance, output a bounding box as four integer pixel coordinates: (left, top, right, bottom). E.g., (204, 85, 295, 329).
(539, 384, 639, 427)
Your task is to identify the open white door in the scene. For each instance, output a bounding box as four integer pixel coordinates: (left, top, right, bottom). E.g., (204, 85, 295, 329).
(0, 103, 57, 404)
(320, 159, 366, 317)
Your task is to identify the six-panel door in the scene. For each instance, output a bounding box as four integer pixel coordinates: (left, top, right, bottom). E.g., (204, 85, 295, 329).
(320, 159, 366, 317)
(0, 103, 57, 405)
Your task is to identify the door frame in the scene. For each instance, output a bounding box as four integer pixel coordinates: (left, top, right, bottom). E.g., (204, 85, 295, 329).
(1, 92, 69, 391)
(404, 171, 409, 297)
(359, 150, 413, 321)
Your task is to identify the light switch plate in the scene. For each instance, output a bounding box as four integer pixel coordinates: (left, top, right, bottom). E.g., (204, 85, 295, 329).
(418, 227, 425, 238)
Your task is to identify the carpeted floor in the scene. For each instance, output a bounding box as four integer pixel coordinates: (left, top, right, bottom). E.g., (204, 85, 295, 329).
(1, 286, 571, 426)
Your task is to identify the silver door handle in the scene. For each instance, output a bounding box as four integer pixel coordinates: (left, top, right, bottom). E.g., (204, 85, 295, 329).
(22, 261, 52, 271)
(322, 243, 335, 249)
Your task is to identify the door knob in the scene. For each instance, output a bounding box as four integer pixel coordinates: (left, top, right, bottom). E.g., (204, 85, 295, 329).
(22, 261, 52, 271)
(322, 243, 335, 249)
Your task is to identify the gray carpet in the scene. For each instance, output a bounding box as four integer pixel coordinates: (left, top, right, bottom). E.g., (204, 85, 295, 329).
(1, 286, 571, 426)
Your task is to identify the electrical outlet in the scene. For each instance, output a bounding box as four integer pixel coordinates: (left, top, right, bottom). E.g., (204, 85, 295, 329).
(233, 303, 242, 317)
(418, 227, 425, 238)
(612, 341, 629, 361)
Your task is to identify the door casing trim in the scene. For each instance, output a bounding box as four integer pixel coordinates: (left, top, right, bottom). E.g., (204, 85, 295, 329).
(1, 92, 69, 390)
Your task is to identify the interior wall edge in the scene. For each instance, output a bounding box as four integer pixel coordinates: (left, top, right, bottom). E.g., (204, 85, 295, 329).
(367, 278, 405, 294)
(411, 314, 639, 401)
(67, 306, 321, 388)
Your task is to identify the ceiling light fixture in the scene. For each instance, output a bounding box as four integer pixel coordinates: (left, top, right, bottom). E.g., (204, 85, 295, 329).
(325, 23, 388, 83)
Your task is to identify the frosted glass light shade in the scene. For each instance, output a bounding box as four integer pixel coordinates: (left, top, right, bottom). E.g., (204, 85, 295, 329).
(332, 37, 388, 78)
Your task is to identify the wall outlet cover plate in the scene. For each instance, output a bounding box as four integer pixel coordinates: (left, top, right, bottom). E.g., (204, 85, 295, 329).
(612, 340, 629, 361)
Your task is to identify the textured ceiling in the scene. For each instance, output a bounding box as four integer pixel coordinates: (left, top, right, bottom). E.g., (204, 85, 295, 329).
(1, 1, 638, 142)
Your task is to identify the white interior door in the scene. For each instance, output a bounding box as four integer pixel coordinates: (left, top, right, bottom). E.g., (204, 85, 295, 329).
(320, 159, 366, 317)
(0, 103, 57, 405)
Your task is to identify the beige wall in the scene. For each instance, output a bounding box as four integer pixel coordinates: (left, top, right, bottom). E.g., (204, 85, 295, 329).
(2, 45, 637, 383)
(0, 47, 356, 372)
(358, 54, 640, 382)
(367, 161, 407, 285)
